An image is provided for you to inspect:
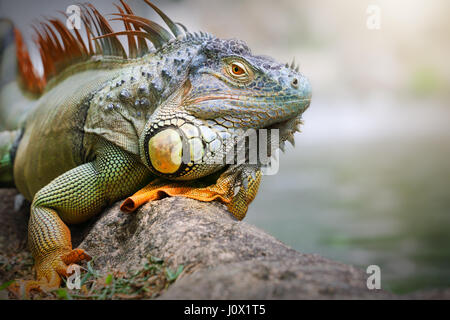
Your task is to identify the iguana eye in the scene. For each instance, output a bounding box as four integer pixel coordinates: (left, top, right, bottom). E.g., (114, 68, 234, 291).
(225, 60, 252, 82)
(231, 63, 245, 75)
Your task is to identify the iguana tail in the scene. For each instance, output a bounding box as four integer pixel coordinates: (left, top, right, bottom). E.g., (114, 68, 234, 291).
(0, 19, 36, 131)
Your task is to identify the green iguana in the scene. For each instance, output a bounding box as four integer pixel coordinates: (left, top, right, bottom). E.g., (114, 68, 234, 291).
(0, 0, 311, 295)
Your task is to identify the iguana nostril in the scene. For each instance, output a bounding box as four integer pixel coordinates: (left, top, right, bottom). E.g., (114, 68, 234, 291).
(291, 78, 299, 88)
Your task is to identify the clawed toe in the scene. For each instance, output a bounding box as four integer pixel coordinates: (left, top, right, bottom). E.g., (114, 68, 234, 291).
(61, 248, 91, 265)
(7, 248, 91, 299)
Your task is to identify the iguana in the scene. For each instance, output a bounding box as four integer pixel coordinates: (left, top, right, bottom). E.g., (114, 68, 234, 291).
(0, 0, 311, 295)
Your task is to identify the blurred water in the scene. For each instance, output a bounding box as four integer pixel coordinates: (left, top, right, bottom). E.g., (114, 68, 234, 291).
(247, 97, 450, 293)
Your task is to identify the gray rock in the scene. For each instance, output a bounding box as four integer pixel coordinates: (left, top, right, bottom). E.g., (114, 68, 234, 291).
(79, 196, 392, 299)
(1, 189, 449, 299)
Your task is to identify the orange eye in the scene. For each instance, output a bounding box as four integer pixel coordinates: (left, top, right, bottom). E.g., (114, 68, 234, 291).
(231, 63, 245, 75)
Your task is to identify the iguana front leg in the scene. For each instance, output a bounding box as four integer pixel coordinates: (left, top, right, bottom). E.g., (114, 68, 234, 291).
(121, 164, 262, 220)
(222, 165, 262, 220)
(10, 141, 150, 297)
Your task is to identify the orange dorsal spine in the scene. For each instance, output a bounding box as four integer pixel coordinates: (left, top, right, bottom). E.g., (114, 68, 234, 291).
(14, 1, 184, 96)
(14, 28, 45, 95)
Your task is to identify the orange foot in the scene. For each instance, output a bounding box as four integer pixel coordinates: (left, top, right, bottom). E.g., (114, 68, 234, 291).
(121, 165, 261, 220)
(8, 248, 91, 299)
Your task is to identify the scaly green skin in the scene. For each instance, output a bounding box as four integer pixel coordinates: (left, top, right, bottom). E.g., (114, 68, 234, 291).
(0, 17, 311, 292)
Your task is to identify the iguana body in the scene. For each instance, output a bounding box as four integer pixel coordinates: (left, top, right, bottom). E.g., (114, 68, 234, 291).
(0, 1, 311, 295)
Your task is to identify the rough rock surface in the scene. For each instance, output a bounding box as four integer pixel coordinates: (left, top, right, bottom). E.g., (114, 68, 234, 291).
(79, 197, 392, 299)
(0, 188, 449, 299)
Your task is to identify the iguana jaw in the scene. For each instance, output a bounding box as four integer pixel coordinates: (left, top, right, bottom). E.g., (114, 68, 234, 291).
(185, 92, 311, 152)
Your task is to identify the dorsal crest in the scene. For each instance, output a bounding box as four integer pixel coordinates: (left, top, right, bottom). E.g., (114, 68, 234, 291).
(15, 0, 203, 96)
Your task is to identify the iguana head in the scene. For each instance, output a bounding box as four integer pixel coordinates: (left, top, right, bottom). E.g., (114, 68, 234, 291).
(141, 36, 311, 180)
(184, 38, 311, 130)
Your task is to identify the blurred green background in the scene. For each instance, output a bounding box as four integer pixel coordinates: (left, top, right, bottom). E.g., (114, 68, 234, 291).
(1, 0, 449, 293)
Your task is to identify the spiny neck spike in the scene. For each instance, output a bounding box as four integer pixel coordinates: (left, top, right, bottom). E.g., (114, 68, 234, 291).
(290, 57, 296, 70)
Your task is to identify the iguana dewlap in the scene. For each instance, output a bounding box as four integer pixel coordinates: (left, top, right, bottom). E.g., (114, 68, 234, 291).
(0, 0, 311, 296)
